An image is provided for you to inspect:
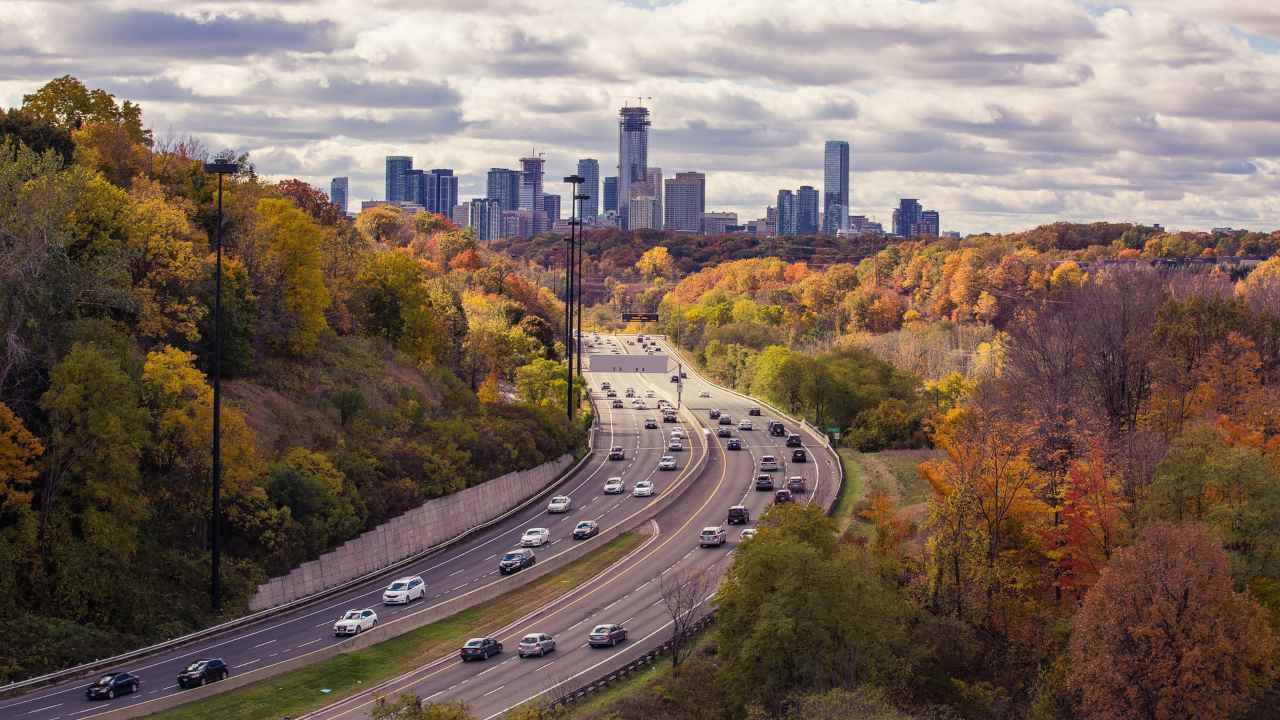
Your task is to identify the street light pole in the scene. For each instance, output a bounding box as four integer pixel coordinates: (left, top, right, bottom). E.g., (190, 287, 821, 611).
(563, 175, 585, 422)
(203, 160, 239, 614)
(574, 189, 589, 375)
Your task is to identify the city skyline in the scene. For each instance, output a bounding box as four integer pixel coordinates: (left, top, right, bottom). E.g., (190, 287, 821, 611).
(3, 1, 1276, 233)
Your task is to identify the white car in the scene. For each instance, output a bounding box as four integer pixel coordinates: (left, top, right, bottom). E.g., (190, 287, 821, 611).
(699, 526, 727, 547)
(658, 456, 678, 471)
(740, 528, 758, 541)
(333, 608, 378, 636)
(521, 528, 550, 547)
(382, 576, 426, 605)
(668, 438, 684, 451)
(603, 477, 626, 494)
(738, 419, 753, 430)
(670, 426, 685, 438)
(633, 480, 655, 497)
(698, 390, 711, 398)
(547, 496, 572, 513)
(759, 455, 779, 471)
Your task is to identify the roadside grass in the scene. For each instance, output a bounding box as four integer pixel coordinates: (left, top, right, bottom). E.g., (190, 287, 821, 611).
(874, 449, 938, 506)
(834, 450, 870, 539)
(152, 533, 644, 720)
(562, 633, 715, 720)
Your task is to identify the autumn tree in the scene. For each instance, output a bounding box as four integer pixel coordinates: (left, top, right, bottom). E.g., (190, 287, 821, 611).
(21, 75, 151, 146)
(252, 198, 332, 356)
(356, 205, 411, 246)
(1069, 523, 1275, 720)
(1044, 444, 1128, 596)
(636, 245, 675, 280)
(125, 178, 206, 343)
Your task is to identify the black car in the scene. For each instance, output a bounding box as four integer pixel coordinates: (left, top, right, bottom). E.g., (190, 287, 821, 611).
(755, 474, 774, 491)
(460, 637, 503, 661)
(663, 413, 677, 423)
(499, 548, 536, 574)
(573, 520, 599, 539)
(775, 489, 794, 504)
(177, 658, 229, 689)
(645, 418, 659, 429)
(608, 446, 625, 460)
(792, 448, 807, 462)
(786, 433, 803, 448)
(718, 415, 733, 426)
(769, 422, 787, 437)
(727, 505, 750, 524)
(726, 438, 742, 450)
(717, 427, 732, 438)
(588, 623, 628, 647)
(85, 672, 139, 700)
(787, 476, 807, 494)
(709, 409, 721, 419)
(606, 390, 617, 398)
(748, 407, 762, 416)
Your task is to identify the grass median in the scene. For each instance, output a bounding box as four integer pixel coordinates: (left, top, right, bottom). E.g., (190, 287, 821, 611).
(152, 532, 644, 720)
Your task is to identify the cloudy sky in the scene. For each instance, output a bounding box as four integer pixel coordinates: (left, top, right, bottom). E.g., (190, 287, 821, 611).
(2, 0, 1278, 233)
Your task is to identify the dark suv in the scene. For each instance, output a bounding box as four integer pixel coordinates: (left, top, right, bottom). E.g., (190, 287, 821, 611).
(499, 549, 536, 574)
(709, 409, 721, 419)
(787, 476, 807, 494)
(755, 474, 774, 491)
(769, 421, 787, 437)
(177, 658, 228, 689)
(608, 446, 625, 460)
(792, 448, 807, 462)
(748, 407, 762, 416)
(727, 505, 750, 524)
(786, 433, 803, 447)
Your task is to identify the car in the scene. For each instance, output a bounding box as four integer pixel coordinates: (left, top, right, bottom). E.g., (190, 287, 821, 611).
(611, 399, 624, 409)
(668, 438, 684, 451)
(644, 418, 659, 429)
(382, 575, 426, 605)
(727, 505, 750, 524)
(573, 520, 599, 539)
(698, 390, 711, 398)
(718, 415, 733, 426)
(460, 637, 503, 661)
(499, 548, 536, 574)
(792, 448, 808, 462)
(608, 446, 625, 460)
(699, 526, 727, 547)
(680, 371, 688, 378)
(658, 455, 678, 470)
(726, 438, 742, 450)
(85, 672, 140, 700)
(518, 633, 557, 658)
(670, 375, 679, 383)
(787, 433, 803, 448)
(589, 624, 628, 647)
(749, 406, 762, 416)
(709, 409, 721, 419)
(663, 413, 677, 423)
(671, 425, 685, 437)
(755, 474, 774, 491)
(631, 399, 645, 408)
(601, 382, 611, 390)
(604, 476, 626, 494)
(548, 495, 572, 513)
(521, 527, 550, 546)
(760, 455, 779, 471)
(740, 528, 759, 541)
(606, 390, 617, 398)
(738, 419, 753, 430)
(787, 476, 807, 493)
(633, 479, 655, 497)
(177, 658, 228, 689)
(333, 608, 378, 636)
(625, 388, 635, 397)
(775, 489, 794, 504)
(769, 421, 787, 437)
(717, 426, 732, 438)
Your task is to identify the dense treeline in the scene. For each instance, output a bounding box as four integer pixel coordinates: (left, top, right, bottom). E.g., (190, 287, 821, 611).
(0, 77, 583, 681)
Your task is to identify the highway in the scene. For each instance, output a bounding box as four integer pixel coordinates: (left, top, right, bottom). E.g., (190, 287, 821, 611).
(0, 334, 839, 720)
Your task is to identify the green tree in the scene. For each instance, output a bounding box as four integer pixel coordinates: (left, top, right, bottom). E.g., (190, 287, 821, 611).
(267, 447, 363, 559)
(21, 75, 151, 146)
(516, 358, 570, 411)
(254, 198, 332, 356)
(0, 108, 74, 163)
(125, 179, 206, 343)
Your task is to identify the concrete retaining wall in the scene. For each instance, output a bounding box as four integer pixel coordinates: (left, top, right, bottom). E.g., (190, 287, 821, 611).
(249, 454, 575, 611)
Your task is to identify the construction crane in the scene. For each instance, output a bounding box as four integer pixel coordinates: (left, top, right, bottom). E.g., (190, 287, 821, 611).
(621, 95, 653, 108)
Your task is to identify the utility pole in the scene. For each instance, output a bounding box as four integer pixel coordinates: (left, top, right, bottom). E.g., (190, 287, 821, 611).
(563, 174, 585, 421)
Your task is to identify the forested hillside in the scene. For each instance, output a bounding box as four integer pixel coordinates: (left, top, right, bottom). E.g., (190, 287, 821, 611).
(0, 77, 583, 682)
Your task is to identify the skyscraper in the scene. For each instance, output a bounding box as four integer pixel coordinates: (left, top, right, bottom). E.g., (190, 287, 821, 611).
(486, 168, 521, 212)
(385, 156, 413, 202)
(645, 167, 663, 229)
(543, 193, 561, 224)
(777, 190, 797, 236)
(617, 105, 650, 230)
(329, 177, 348, 214)
(470, 198, 502, 242)
(918, 210, 940, 237)
(427, 169, 458, 215)
(893, 198, 923, 237)
(406, 169, 426, 206)
(797, 186, 819, 235)
(664, 172, 706, 233)
(823, 140, 850, 235)
(577, 159, 600, 222)
(519, 155, 547, 235)
(603, 176, 618, 213)
(629, 196, 658, 230)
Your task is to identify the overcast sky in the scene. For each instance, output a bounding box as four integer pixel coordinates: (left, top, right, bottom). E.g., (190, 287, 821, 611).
(2, 0, 1278, 234)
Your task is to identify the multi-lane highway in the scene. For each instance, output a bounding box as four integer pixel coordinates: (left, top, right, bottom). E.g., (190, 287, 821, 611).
(0, 334, 838, 720)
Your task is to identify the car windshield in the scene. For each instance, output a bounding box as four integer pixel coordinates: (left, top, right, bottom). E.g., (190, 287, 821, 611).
(521, 635, 540, 644)
(592, 625, 611, 634)
(95, 675, 116, 686)
(465, 639, 484, 647)
(502, 553, 521, 561)
(576, 522, 591, 529)
(343, 611, 361, 620)
(184, 661, 205, 672)
(389, 582, 407, 591)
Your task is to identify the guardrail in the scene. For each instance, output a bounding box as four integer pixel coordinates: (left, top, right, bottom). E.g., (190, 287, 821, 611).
(0, 395, 604, 699)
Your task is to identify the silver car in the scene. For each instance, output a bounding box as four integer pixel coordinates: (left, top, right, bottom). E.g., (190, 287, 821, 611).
(517, 633, 556, 658)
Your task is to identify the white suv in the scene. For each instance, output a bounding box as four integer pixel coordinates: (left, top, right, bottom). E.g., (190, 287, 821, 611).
(382, 576, 425, 605)
(699, 526, 727, 547)
(547, 496, 572, 513)
(759, 455, 779, 471)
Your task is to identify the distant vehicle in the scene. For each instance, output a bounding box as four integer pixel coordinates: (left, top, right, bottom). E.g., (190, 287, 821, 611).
(709, 409, 721, 419)
(645, 418, 659, 429)
(658, 456, 678, 471)
(786, 433, 803, 448)
(177, 659, 228, 689)
(608, 446, 625, 460)
(518, 633, 556, 658)
(663, 413, 677, 423)
(671, 375, 680, 383)
(633, 479, 655, 497)
(749, 407, 762, 416)
(727, 505, 750, 524)
(573, 520, 599, 539)
(726, 438, 742, 450)
(382, 576, 426, 605)
(460, 637, 502, 661)
(759, 455, 779, 471)
(699, 526, 727, 547)
(499, 548, 536, 574)
(680, 371, 688, 378)
(668, 438, 684, 451)
(333, 608, 378, 636)
(769, 421, 786, 437)
(601, 381, 611, 390)
(719, 415, 733, 426)
(699, 390, 711, 398)
(606, 390, 618, 398)
(547, 496, 572, 513)
(671, 426, 685, 438)
(755, 474, 774, 491)
(775, 489, 794, 504)
(787, 476, 807, 494)
(604, 476, 626, 494)
(588, 624, 628, 648)
(611, 399, 624, 409)
(85, 672, 140, 700)
(792, 448, 808, 463)
(740, 528, 758, 541)
(717, 427, 732, 438)
(521, 528, 550, 547)
(738, 419, 753, 430)
(631, 399, 645, 408)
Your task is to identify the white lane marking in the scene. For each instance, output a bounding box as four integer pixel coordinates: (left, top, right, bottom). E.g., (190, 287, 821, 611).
(69, 710, 95, 717)
(27, 704, 61, 714)
(253, 639, 275, 648)
(452, 584, 468, 592)
(481, 685, 505, 697)
(239, 658, 261, 667)
(424, 690, 445, 700)
(298, 637, 322, 647)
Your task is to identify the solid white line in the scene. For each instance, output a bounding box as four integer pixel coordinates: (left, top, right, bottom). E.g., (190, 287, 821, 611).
(298, 638, 322, 647)
(253, 639, 276, 648)
(27, 704, 61, 714)
(481, 685, 505, 697)
(239, 659, 261, 667)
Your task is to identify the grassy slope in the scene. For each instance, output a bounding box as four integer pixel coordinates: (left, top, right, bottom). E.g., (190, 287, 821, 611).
(151, 533, 644, 720)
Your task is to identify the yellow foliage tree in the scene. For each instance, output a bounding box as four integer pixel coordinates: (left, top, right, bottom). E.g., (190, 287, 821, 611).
(0, 402, 42, 515)
(126, 178, 206, 342)
(255, 198, 332, 356)
(636, 245, 675, 280)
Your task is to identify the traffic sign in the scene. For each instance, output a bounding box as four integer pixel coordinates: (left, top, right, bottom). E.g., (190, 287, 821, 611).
(621, 311, 659, 322)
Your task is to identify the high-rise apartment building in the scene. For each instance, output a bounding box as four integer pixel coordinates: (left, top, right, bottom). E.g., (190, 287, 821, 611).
(823, 140, 850, 235)
(617, 105, 650, 230)
(470, 198, 502, 242)
(486, 168, 521, 212)
(629, 195, 658, 231)
(429, 169, 458, 215)
(766, 206, 778, 237)
(385, 155, 413, 202)
(797, 186, 819, 235)
(777, 191, 797, 236)
(451, 202, 469, 228)
(892, 198, 923, 237)
(519, 156, 547, 235)
(543, 193, 561, 224)
(576, 159, 600, 222)
(644, 167, 663, 229)
(329, 177, 349, 214)
(917, 210, 940, 238)
(664, 172, 706, 233)
(603, 176, 618, 212)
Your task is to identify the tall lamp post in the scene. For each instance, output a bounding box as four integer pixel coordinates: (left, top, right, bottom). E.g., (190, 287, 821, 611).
(204, 160, 239, 613)
(573, 188, 589, 374)
(563, 174, 584, 421)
